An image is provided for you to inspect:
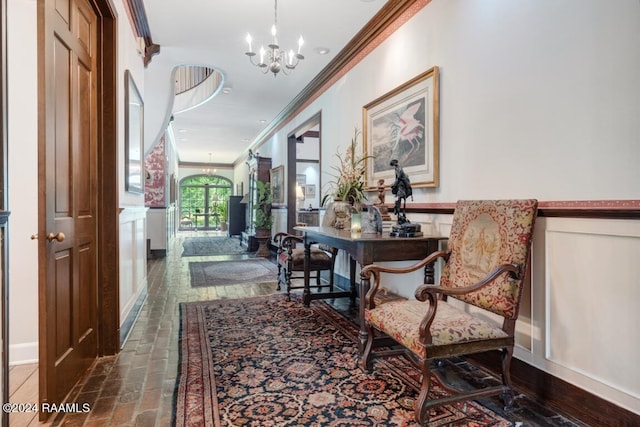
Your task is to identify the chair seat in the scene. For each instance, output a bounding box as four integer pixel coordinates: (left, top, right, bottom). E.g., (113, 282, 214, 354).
(365, 299, 508, 358)
(278, 247, 332, 270)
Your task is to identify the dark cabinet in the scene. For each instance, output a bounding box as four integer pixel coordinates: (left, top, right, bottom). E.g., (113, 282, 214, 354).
(241, 154, 271, 251)
(227, 195, 246, 237)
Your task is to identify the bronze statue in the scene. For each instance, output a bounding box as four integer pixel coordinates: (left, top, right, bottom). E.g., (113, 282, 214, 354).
(390, 159, 412, 224)
(389, 159, 422, 237)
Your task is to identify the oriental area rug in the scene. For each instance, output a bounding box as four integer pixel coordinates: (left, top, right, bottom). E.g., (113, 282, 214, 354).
(174, 295, 512, 426)
(189, 259, 279, 287)
(182, 236, 247, 257)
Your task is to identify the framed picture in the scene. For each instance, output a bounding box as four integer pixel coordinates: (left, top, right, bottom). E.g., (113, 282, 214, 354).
(363, 66, 439, 189)
(125, 70, 144, 193)
(296, 174, 306, 186)
(270, 165, 285, 204)
(305, 184, 316, 198)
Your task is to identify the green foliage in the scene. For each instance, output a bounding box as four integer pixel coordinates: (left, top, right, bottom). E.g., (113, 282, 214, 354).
(179, 175, 232, 228)
(321, 127, 373, 207)
(253, 180, 273, 229)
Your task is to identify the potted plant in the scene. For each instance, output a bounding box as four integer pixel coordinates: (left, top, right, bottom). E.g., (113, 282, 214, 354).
(321, 128, 373, 211)
(319, 128, 374, 230)
(253, 179, 273, 256)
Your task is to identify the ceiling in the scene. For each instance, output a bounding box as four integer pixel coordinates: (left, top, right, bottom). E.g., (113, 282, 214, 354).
(142, 0, 388, 166)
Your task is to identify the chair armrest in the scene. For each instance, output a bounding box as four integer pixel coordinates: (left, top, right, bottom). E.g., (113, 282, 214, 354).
(273, 232, 289, 245)
(361, 250, 449, 310)
(273, 233, 304, 255)
(361, 250, 449, 279)
(415, 263, 522, 301)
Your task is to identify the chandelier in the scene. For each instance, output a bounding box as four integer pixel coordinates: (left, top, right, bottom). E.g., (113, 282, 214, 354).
(244, 0, 304, 76)
(203, 153, 216, 176)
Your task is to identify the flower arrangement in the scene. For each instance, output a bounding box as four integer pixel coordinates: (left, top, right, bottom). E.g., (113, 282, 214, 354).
(321, 128, 372, 208)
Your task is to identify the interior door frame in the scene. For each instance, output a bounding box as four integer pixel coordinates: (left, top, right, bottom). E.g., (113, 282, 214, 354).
(37, 0, 119, 414)
(91, 0, 120, 357)
(286, 113, 321, 234)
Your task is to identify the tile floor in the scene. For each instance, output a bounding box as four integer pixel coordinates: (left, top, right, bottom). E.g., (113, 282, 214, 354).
(10, 231, 587, 426)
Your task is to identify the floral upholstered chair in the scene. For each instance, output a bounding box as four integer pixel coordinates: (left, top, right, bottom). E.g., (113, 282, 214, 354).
(273, 231, 338, 301)
(359, 199, 538, 426)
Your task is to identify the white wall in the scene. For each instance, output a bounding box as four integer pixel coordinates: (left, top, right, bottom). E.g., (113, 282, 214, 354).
(7, 0, 39, 364)
(250, 0, 640, 414)
(116, 0, 149, 336)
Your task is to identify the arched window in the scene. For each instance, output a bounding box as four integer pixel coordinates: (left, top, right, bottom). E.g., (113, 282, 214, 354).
(180, 175, 232, 230)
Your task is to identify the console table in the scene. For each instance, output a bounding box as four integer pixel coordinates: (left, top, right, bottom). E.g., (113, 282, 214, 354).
(294, 226, 447, 346)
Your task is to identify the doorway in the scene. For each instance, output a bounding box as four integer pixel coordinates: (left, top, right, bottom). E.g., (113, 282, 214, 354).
(180, 175, 232, 230)
(286, 113, 322, 234)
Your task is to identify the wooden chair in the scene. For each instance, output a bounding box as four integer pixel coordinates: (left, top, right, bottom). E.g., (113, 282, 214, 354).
(273, 232, 337, 301)
(359, 199, 538, 426)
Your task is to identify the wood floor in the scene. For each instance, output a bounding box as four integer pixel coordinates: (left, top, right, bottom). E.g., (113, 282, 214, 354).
(8, 231, 587, 426)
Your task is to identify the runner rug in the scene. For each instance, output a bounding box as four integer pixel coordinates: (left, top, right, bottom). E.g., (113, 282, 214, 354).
(174, 294, 511, 426)
(189, 259, 279, 287)
(182, 236, 247, 257)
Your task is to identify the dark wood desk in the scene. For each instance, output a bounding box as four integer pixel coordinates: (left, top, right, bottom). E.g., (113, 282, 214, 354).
(294, 226, 446, 347)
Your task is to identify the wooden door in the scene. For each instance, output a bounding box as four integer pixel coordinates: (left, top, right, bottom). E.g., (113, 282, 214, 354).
(39, 0, 99, 412)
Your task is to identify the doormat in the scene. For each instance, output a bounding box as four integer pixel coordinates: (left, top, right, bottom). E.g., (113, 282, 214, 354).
(188, 259, 278, 287)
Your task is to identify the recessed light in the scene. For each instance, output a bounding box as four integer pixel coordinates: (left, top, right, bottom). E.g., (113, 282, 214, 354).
(178, 128, 187, 133)
(314, 47, 330, 55)
(259, 119, 267, 124)
(222, 87, 232, 94)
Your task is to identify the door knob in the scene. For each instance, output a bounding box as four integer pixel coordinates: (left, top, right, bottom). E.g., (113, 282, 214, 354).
(46, 232, 65, 242)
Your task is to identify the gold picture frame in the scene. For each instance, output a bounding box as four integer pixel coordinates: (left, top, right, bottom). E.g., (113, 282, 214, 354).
(270, 165, 285, 204)
(363, 66, 439, 190)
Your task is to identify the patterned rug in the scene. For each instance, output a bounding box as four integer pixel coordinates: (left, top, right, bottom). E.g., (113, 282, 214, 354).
(174, 295, 511, 426)
(182, 236, 247, 257)
(189, 259, 279, 287)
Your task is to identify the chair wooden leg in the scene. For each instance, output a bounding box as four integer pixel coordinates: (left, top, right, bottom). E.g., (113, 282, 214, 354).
(359, 322, 375, 372)
(276, 262, 282, 291)
(500, 346, 515, 408)
(315, 270, 321, 288)
(415, 359, 432, 426)
(285, 267, 293, 302)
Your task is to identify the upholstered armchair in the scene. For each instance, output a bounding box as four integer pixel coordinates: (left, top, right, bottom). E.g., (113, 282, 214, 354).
(273, 232, 338, 301)
(359, 199, 538, 426)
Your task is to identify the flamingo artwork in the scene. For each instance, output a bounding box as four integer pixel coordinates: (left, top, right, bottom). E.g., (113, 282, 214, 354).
(390, 99, 425, 164)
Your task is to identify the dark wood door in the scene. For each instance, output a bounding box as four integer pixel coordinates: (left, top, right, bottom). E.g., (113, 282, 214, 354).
(39, 0, 99, 412)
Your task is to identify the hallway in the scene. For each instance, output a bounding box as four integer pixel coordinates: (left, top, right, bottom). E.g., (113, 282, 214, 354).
(10, 232, 586, 426)
(10, 231, 276, 426)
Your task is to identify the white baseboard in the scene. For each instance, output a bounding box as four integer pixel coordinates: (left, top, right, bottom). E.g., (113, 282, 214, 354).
(9, 342, 38, 365)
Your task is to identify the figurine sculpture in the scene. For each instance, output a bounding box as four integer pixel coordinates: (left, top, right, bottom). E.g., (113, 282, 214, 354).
(389, 159, 422, 237)
(374, 178, 391, 221)
(376, 179, 386, 205)
(390, 159, 412, 222)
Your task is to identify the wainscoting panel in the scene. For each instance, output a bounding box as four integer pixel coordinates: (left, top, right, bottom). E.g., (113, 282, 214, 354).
(119, 208, 148, 339)
(543, 218, 640, 412)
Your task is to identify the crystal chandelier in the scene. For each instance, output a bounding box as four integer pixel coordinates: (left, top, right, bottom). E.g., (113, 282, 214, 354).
(244, 0, 304, 77)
